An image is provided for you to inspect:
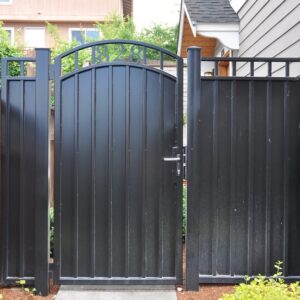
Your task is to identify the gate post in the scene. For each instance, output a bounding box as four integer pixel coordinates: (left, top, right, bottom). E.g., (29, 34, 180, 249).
(34, 48, 50, 296)
(186, 46, 201, 291)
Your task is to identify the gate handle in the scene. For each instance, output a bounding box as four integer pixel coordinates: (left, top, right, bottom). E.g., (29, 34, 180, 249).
(163, 157, 181, 162)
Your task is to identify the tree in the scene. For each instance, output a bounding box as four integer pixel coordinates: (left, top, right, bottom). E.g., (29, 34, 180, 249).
(139, 24, 178, 54)
(96, 12, 178, 54)
(96, 13, 136, 41)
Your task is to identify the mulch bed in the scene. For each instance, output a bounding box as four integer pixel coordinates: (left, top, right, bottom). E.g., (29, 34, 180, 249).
(176, 245, 235, 300)
(177, 285, 235, 300)
(0, 280, 59, 300)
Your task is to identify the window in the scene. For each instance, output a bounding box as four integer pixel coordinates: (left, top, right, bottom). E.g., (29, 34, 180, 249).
(69, 28, 100, 44)
(24, 27, 45, 48)
(0, 0, 13, 4)
(4, 27, 14, 45)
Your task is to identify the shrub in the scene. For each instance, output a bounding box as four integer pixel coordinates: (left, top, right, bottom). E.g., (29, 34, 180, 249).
(221, 261, 300, 300)
(50, 207, 54, 258)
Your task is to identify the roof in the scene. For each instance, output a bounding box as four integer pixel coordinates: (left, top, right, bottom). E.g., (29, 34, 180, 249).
(184, 0, 239, 24)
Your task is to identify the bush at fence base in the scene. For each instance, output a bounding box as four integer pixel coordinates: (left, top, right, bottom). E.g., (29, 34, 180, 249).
(50, 207, 54, 257)
(220, 262, 300, 300)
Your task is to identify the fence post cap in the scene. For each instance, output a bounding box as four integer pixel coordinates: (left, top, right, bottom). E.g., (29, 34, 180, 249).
(35, 48, 51, 51)
(187, 46, 201, 51)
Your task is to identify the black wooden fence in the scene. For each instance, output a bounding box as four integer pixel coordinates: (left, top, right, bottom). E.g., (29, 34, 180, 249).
(186, 47, 300, 289)
(0, 42, 300, 295)
(0, 50, 50, 295)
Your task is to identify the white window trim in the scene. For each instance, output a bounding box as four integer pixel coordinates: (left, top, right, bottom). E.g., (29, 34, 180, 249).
(3, 27, 14, 45)
(68, 28, 100, 43)
(24, 27, 45, 48)
(0, 0, 13, 5)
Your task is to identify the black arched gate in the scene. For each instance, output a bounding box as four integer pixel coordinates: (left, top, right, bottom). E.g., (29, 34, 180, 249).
(54, 41, 183, 284)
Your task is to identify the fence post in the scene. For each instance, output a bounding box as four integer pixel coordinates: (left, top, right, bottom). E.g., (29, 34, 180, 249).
(35, 48, 50, 296)
(186, 46, 201, 291)
(0, 58, 8, 285)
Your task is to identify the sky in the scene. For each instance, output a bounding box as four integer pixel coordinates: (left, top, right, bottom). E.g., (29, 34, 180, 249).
(133, 0, 181, 30)
(229, 0, 247, 12)
(133, 0, 245, 30)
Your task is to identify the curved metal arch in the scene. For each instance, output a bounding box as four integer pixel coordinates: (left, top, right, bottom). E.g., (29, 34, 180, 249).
(59, 61, 177, 82)
(55, 39, 181, 61)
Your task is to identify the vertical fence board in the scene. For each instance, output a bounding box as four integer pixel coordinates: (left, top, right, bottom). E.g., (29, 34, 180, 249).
(94, 67, 109, 276)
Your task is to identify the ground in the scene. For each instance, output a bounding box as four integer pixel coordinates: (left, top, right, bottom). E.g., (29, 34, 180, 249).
(177, 285, 235, 300)
(0, 246, 235, 300)
(176, 246, 235, 300)
(0, 280, 58, 300)
(0, 284, 234, 300)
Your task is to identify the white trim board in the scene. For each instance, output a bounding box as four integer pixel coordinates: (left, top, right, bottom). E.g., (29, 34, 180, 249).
(196, 23, 240, 49)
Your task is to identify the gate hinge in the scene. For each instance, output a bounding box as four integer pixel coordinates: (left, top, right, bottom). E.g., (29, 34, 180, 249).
(49, 64, 55, 80)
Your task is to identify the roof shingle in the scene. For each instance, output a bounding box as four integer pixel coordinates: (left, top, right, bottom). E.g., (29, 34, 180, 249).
(185, 0, 239, 24)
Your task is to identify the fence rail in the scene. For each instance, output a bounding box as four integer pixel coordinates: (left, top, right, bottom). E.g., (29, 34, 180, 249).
(201, 56, 300, 78)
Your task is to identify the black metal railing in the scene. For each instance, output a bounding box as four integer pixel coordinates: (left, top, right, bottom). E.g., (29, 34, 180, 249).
(55, 39, 182, 77)
(201, 56, 300, 78)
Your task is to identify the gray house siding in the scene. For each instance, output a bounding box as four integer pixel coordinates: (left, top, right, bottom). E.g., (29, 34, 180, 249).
(237, 0, 300, 77)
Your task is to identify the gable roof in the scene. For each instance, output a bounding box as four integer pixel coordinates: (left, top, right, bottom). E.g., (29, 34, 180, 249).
(184, 0, 239, 24)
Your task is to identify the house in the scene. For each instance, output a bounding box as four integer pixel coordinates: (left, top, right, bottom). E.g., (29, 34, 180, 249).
(177, 0, 300, 76)
(0, 0, 132, 49)
(232, 0, 300, 76)
(177, 0, 239, 75)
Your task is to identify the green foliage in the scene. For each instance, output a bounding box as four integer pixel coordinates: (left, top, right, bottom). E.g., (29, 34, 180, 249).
(16, 279, 37, 296)
(48, 13, 178, 67)
(139, 24, 178, 54)
(96, 13, 178, 59)
(96, 12, 136, 40)
(182, 185, 187, 240)
(0, 21, 23, 81)
(96, 12, 178, 53)
(47, 21, 79, 57)
(50, 207, 54, 258)
(48, 22, 99, 75)
(47, 22, 80, 72)
(183, 113, 187, 126)
(221, 261, 300, 300)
